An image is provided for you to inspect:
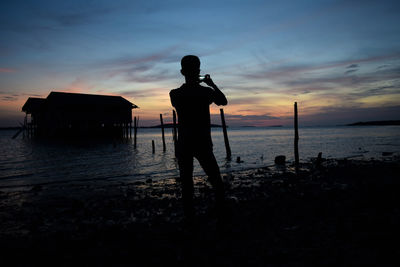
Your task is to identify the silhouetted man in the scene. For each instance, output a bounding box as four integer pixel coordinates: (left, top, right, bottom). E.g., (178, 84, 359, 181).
(170, 55, 227, 220)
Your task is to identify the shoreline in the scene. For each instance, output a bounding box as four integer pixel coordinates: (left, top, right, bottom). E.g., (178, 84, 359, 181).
(0, 153, 393, 193)
(1, 156, 399, 266)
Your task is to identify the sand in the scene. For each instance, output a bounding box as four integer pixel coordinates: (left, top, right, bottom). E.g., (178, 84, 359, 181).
(1, 156, 399, 266)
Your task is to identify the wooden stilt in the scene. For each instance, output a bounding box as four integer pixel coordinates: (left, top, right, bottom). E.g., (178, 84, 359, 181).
(134, 117, 137, 148)
(27, 115, 32, 138)
(152, 140, 155, 154)
(125, 123, 127, 138)
(23, 115, 26, 139)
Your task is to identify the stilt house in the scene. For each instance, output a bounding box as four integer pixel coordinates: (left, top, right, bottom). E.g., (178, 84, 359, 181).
(22, 92, 138, 138)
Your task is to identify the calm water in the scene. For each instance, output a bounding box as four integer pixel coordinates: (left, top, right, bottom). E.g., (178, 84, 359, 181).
(1, 126, 399, 190)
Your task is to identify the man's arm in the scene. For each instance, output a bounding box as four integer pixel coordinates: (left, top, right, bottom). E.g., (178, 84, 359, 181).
(204, 75, 227, 106)
(169, 90, 177, 108)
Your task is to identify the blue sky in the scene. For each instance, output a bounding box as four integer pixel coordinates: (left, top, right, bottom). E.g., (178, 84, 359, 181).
(1, 0, 400, 126)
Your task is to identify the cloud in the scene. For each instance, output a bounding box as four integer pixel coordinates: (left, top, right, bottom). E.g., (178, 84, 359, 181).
(275, 65, 400, 99)
(0, 91, 44, 100)
(241, 53, 400, 82)
(0, 68, 16, 73)
(210, 113, 281, 126)
(350, 84, 400, 98)
(377, 64, 390, 69)
(223, 84, 271, 93)
(226, 113, 280, 120)
(123, 69, 174, 83)
(299, 105, 400, 125)
(0, 91, 23, 101)
(227, 96, 268, 106)
(347, 64, 359, 69)
(1, 95, 19, 101)
(283, 85, 334, 95)
(97, 46, 180, 83)
(101, 46, 180, 68)
(345, 63, 359, 75)
(43, 8, 115, 27)
(25, 1, 123, 28)
(117, 88, 168, 99)
(0, 2, 130, 52)
(344, 69, 357, 75)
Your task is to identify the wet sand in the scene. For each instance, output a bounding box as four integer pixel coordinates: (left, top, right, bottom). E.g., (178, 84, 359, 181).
(1, 156, 399, 266)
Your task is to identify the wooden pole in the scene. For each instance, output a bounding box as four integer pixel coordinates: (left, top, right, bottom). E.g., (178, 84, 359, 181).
(294, 102, 300, 174)
(172, 110, 178, 158)
(32, 115, 35, 137)
(23, 115, 26, 139)
(133, 117, 137, 148)
(152, 140, 155, 154)
(220, 108, 232, 160)
(28, 115, 31, 138)
(160, 114, 166, 152)
(129, 122, 132, 138)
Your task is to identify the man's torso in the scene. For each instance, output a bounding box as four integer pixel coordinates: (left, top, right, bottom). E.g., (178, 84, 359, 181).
(170, 84, 214, 147)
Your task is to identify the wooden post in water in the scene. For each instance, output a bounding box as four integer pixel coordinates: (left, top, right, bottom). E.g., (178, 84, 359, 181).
(220, 108, 232, 160)
(172, 110, 178, 158)
(160, 114, 166, 152)
(294, 102, 300, 174)
(152, 140, 155, 154)
(133, 117, 137, 148)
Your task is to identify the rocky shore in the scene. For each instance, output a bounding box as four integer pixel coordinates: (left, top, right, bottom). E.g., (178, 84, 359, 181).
(1, 156, 399, 266)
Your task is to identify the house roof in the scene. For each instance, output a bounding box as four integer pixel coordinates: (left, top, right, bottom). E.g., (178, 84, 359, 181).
(22, 92, 138, 113)
(22, 97, 46, 113)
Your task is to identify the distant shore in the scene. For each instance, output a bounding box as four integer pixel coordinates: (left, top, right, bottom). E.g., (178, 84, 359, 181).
(346, 120, 400, 126)
(1, 155, 399, 266)
(141, 123, 223, 128)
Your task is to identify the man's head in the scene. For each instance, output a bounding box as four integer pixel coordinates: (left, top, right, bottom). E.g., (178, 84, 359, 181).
(181, 55, 200, 80)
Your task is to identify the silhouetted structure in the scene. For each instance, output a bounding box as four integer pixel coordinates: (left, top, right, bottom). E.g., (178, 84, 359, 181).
(22, 91, 138, 139)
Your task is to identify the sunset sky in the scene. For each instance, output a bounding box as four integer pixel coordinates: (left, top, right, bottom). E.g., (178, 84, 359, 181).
(1, 0, 399, 127)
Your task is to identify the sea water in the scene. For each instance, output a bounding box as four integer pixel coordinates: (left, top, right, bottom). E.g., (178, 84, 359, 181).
(0, 126, 399, 190)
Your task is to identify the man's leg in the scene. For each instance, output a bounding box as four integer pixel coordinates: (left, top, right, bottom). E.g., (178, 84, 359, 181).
(195, 149, 225, 208)
(178, 148, 195, 219)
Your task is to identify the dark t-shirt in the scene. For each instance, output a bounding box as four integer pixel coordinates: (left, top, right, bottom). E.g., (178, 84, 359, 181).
(170, 83, 216, 148)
